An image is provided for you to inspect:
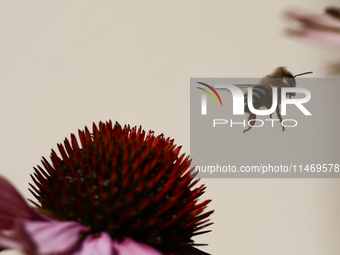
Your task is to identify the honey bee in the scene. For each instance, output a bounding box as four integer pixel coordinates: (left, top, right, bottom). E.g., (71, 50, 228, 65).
(239, 67, 312, 133)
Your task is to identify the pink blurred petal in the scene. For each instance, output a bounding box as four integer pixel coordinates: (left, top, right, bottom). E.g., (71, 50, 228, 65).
(0, 176, 45, 229)
(287, 27, 340, 46)
(0, 230, 24, 250)
(73, 232, 113, 255)
(285, 8, 340, 47)
(113, 238, 163, 255)
(0, 177, 91, 254)
(20, 220, 90, 255)
(286, 9, 340, 29)
(0, 220, 36, 253)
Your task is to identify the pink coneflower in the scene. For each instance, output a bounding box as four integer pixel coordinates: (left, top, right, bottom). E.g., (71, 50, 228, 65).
(0, 121, 213, 255)
(286, 7, 340, 46)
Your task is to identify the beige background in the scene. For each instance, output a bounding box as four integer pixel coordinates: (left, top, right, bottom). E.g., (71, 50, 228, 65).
(1, 1, 340, 255)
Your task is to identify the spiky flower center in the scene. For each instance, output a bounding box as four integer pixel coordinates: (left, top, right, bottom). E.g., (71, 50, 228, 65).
(30, 121, 212, 251)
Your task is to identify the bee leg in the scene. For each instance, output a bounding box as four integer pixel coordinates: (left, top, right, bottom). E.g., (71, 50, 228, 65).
(243, 114, 256, 133)
(276, 106, 285, 131)
(267, 105, 273, 118)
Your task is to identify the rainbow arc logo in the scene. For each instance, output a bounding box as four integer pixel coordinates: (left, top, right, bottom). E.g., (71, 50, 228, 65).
(196, 82, 223, 106)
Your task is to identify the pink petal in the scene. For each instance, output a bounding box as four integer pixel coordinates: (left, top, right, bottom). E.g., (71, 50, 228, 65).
(0, 229, 24, 251)
(285, 9, 340, 47)
(0, 218, 38, 253)
(286, 10, 340, 29)
(287, 27, 340, 46)
(20, 220, 90, 255)
(112, 238, 163, 255)
(0, 176, 44, 229)
(73, 232, 113, 255)
(0, 177, 91, 255)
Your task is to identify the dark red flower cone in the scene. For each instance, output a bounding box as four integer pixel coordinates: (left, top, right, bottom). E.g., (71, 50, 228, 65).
(29, 121, 213, 254)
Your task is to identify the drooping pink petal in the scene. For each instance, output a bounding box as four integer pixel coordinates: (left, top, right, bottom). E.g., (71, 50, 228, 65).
(287, 27, 340, 46)
(20, 220, 90, 255)
(0, 176, 45, 229)
(73, 232, 113, 255)
(285, 9, 340, 47)
(0, 176, 90, 255)
(112, 238, 163, 255)
(286, 10, 340, 29)
(0, 229, 25, 251)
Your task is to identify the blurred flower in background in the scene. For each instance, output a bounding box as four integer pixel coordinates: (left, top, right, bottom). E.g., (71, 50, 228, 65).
(286, 6, 340, 75)
(0, 121, 213, 255)
(286, 7, 340, 47)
